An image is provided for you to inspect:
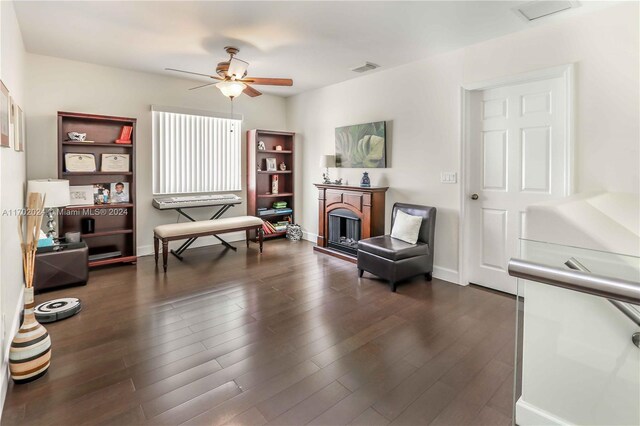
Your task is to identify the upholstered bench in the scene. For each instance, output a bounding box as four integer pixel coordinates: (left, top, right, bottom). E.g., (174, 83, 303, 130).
(154, 216, 264, 272)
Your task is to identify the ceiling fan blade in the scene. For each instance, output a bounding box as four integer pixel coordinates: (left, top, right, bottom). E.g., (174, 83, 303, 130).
(165, 68, 221, 79)
(228, 57, 249, 79)
(189, 82, 218, 91)
(243, 84, 262, 98)
(241, 77, 293, 86)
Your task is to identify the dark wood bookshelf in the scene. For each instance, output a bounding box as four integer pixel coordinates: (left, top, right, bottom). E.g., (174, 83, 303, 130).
(58, 111, 137, 268)
(247, 129, 295, 241)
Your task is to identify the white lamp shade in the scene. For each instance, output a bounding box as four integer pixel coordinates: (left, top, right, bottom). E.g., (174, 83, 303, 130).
(217, 81, 246, 98)
(27, 179, 70, 207)
(319, 155, 336, 168)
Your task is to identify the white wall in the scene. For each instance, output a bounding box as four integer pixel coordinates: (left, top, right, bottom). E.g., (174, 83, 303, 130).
(0, 0, 27, 412)
(25, 54, 287, 254)
(286, 3, 639, 283)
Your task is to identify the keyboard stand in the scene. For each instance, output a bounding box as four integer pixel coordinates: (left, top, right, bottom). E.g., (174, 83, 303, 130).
(169, 204, 238, 260)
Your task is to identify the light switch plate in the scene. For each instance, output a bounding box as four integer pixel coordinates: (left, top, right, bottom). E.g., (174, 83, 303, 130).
(440, 172, 457, 184)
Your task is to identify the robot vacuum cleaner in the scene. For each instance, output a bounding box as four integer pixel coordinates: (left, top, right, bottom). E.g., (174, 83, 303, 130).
(34, 298, 82, 323)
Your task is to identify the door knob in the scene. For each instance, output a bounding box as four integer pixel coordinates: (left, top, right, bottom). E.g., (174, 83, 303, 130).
(471, 194, 479, 200)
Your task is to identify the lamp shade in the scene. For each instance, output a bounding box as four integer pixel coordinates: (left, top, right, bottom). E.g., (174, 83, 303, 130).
(217, 81, 246, 98)
(27, 179, 70, 208)
(319, 155, 336, 168)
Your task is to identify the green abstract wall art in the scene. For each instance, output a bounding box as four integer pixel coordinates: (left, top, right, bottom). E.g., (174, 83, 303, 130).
(335, 121, 386, 168)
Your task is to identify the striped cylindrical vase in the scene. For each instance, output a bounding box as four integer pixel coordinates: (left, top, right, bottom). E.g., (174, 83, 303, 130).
(9, 287, 52, 383)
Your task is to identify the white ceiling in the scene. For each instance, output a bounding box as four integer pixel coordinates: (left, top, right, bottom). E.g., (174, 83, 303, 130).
(14, 1, 616, 97)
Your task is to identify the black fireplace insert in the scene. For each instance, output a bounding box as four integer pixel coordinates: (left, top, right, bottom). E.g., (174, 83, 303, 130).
(327, 208, 361, 256)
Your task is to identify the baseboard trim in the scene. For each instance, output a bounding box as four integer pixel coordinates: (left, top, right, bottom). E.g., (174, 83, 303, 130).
(433, 265, 461, 285)
(516, 398, 568, 425)
(0, 286, 24, 421)
(302, 231, 317, 243)
(137, 231, 248, 257)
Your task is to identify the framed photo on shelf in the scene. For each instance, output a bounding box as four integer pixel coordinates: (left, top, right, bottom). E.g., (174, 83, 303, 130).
(101, 153, 130, 172)
(93, 183, 111, 204)
(266, 157, 277, 172)
(69, 185, 94, 206)
(109, 182, 130, 203)
(65, 153, 97, 172)
(0, 81, 9, 148)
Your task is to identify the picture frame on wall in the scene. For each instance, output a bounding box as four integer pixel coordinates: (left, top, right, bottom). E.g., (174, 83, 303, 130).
(0, 81, 10, 148)
(14, 105, 24, 152)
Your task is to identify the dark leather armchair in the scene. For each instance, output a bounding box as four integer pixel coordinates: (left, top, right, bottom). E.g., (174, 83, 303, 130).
(357, 203, 436, 292)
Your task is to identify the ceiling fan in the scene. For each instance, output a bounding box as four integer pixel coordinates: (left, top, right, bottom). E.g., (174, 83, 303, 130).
(166, 46, 293, 99)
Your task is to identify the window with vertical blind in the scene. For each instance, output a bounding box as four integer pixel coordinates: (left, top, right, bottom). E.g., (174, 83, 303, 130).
(152, 106, 242, 194)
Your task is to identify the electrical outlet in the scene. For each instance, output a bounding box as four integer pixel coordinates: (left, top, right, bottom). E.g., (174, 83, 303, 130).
(440, 172, 457, 184)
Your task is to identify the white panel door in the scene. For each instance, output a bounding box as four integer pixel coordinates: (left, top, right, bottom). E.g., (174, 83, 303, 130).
(468, 77, 568, 294)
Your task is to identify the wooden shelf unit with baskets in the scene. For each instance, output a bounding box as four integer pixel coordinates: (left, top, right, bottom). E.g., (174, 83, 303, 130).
(247, 129, 295, 240)
(57, 111, 137, 267)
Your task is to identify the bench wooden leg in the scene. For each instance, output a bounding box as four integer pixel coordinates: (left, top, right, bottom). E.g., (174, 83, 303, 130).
(162, 240, 169, 272)
(258, 227, 264, 253)
(154, 235, 159, 266)
(246, 229, 250, 248)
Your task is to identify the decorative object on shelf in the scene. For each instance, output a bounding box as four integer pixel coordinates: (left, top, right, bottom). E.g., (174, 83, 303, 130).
(286, 223, 303, 241)
(0, 80, 9, 148)
(116, 125, 133, 144)
(266, 157, 277, 171)
(69, 185, 94, 206)
(279, 161, 287, 171)
(80, 217, 95, 234)
(360, 171, 371, 187)
(10, 192, 52, 384)
(67, 132, 87, 142)
(14, 104, 24, 152)
(257, 163, 262, 171)
(27, 179, 70, 239)
(335, 121, 386, 168)
(64, 153, 97, 172)
(64, 232, 81, 243)
(319, 154, 335, 184)
(110, 182, 129, 203)
(257, 140, 266, 150)
(333, 178, 343, 185)
(34, 298, 82, 323)
(100, 153, 130, 172)
(272, 175, 279, 194)
(93, 183, 111, 204)
(275, 145, 283, 151)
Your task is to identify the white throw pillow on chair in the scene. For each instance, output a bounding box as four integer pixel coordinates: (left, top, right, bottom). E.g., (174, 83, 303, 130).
(391, 210, 422, 245)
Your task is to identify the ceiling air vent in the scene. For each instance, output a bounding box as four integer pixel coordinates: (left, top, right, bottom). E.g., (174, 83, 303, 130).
(351, 62, 380, 73)
(516, 0, 577, 21)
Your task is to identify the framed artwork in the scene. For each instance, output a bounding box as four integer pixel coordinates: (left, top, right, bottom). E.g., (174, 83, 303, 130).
(335, 121, 386, 168)
(65, 153, 97, 172)
(0, 81, 9, 148)
(14, 105, 24, 152)
(266, 157, 277, 171)
(69, 185, 94, 206)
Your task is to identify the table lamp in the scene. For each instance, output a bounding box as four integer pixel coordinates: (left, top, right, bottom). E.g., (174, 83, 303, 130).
(319, 155, 336, 184)
(27, 179, 70, 238)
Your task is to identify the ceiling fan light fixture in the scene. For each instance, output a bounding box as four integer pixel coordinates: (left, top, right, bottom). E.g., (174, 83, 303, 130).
(217, 81, 246, 98)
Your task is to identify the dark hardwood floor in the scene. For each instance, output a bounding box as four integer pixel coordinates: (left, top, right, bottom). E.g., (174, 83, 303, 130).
(2, 239, 515, 425)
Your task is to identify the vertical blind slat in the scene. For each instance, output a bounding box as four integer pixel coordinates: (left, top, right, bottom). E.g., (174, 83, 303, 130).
(152, 111, 241, 194)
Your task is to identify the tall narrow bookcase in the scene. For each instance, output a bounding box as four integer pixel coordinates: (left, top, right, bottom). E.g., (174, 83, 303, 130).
(58, 111, 137, 267)
(247, 129, 295, 240)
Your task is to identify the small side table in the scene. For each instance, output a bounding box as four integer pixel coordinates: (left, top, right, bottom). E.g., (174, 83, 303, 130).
(34, 242, 89, 293)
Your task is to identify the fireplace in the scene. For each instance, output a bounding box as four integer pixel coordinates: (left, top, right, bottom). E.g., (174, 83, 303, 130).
(314, 183, 388, 262)
(327, 209, 361, 255)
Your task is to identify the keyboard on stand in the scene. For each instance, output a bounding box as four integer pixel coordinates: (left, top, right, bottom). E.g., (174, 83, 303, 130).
(152, 194, 242, 210)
